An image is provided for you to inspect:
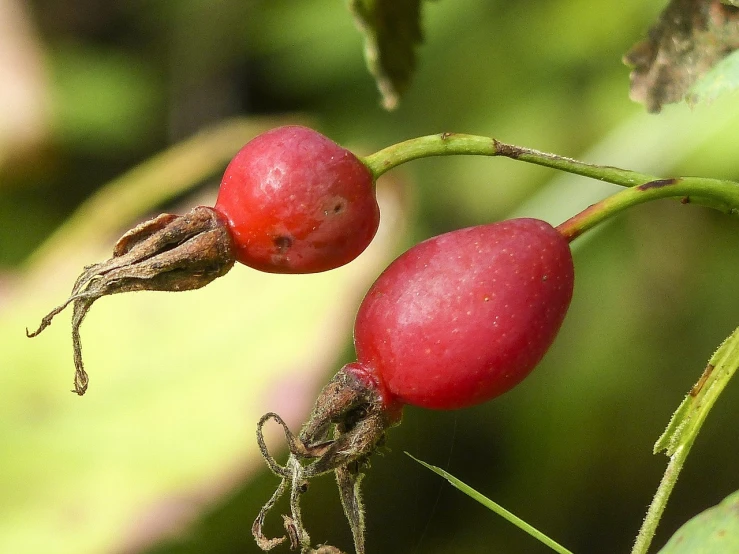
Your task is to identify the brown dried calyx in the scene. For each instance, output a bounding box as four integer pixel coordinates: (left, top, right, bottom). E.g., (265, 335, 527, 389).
(27, 206, 236, 395)
(254, 368, 400, 554)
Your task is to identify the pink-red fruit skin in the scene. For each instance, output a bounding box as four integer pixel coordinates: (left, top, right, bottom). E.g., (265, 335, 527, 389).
(214, 125, 380, 274)
(352, 218, 574, 410)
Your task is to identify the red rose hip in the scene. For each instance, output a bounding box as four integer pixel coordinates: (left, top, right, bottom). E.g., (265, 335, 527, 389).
(29, 125, 381, 395)
(214, 125, 380, 273)
(352, 218, 574, 409)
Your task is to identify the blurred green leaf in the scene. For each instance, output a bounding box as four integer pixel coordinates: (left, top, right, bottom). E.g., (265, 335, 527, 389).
(26, 117, 289, 270)
(347, 0, 423, 110)
(51, 43, 163, 153)
(688, 49, 739, 106)
(657, 490, 739, 553)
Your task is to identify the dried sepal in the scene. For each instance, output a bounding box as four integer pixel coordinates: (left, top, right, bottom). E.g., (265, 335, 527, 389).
(336, 464, 365, 554)
(27, 206, 236, 395)
(254, 366, 399, 554)
(252, 474, 289, 551)
(287, 456, 312, 551)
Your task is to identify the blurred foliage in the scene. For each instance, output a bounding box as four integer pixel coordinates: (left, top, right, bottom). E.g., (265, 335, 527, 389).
(2, 0, 739, 554)
(658, 490, 739, 553)
(689, 49, 739, 106)
(348, 0, 423, 109)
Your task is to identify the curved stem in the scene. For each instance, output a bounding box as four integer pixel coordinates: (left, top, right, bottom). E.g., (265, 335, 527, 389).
(556, 177, 739, 242)
(631, 443, 692, 554)
(364, 133, 657, 185)
(363, 134, 739, 233)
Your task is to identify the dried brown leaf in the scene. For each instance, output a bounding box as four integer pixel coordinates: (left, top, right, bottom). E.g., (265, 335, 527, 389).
(624, 0, 739, 112)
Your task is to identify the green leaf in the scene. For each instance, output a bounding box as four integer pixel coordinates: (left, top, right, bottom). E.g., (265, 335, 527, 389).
(406, 453, 574, 554)
(688, 49, 739, 106)
(657, 490, 739, 553)
(347, 0, 424, 110)
(654, 326, 739, 456)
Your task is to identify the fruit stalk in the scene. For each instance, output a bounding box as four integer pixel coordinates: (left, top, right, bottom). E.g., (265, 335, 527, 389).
(363, 133, 739, 220)
(556, 176, 739, 242)
(365, 133, 653, 185)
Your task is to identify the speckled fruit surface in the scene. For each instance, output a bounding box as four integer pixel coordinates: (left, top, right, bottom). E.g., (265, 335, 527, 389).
(352, 218, 574, 410)
(214, 125, 379, 273)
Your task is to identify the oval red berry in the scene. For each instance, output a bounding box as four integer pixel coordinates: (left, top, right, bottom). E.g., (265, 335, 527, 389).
(214, 126, 380, 273)
(353, 218, 574, 410)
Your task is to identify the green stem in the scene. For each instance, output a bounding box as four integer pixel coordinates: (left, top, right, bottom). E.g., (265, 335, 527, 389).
(364, 133, 657, 185)
(631, 443, 693, 554)
(631, 327, 739, 554)
(363, 134, 739, 236)
(556, 177, 739, 242)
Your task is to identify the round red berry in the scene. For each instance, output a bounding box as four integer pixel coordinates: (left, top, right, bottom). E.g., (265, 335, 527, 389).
(214, 125, 380, 274)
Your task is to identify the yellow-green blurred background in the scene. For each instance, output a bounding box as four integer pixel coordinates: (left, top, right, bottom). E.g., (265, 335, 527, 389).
(2, 1, 739, 553)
